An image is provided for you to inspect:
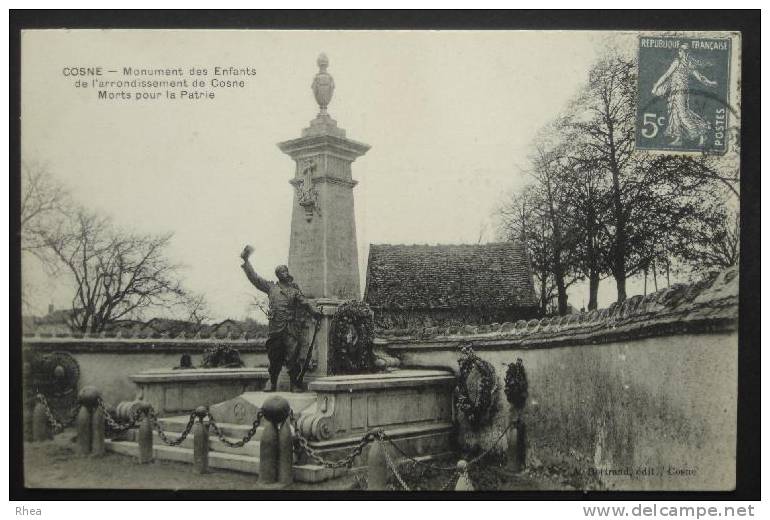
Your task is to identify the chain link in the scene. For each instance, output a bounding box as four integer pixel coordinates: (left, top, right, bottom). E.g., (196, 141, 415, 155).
(382, 440, 410, 491)
(380, 434, 457, 472)
(35, 393, 78, 434)
(381, 419, 514, 476)
(465, 421, 514, 466)
(207, 411, 264, 448)
(380, 438, 460, 491)
(151, 410, 196, 446)
(290, 411, 380, 469)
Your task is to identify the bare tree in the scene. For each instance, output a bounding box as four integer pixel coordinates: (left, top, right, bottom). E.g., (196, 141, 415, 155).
(183, 292, 210, 327)
(559, 143, 612, 310)
(527, 143, 581, 315)
(498, 52, 737, 311)
(20, 163, 72, 310)
(671, 204, 739, 273)
(567, 55, 637, 302)
(498, 186, 556, 315)
(20, 163, 70, 256)
(248, 294, 270, 320)
(39, 207, 187, 332)
(564, 54, 732, 302)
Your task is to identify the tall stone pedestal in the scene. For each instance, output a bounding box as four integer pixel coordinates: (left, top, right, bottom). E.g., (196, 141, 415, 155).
(278, 130, 369, 301)
(277, 54, 370, 301)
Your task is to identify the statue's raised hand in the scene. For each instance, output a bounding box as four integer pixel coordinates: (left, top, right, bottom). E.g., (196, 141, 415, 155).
(240, 245, 254, 261)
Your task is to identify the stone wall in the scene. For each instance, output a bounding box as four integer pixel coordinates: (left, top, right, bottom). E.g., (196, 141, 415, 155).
(22, 336, 268, 406)
(379, 268, 739, 491)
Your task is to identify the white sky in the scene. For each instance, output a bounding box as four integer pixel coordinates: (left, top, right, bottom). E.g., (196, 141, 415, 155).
(22, 30, 675, 321)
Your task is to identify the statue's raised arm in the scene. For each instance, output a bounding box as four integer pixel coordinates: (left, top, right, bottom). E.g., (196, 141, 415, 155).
(240, 245, 272, 294)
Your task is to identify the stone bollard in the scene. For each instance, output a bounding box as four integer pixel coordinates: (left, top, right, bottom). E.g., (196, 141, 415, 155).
(366, 438, 388, 491)
(76, 387, 100, 456)
(277, 420, 293, 486)
(76, 406, 92, 455)
(258, 396, 290, 486)
(506, 410, 526, 472)
(91, 405, 106, 457)
(32, 399, 51, 442)
(136, 403, 154, 464)
(454, 460, 474, 491)
(259, 419, 279, 485)
(192, 406, 209, 474)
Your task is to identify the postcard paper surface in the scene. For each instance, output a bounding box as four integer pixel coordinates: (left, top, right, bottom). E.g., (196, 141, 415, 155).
(21, 30, 740, 492)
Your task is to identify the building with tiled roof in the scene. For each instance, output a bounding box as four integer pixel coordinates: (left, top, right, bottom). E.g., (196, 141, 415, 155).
(364, 242, 540, 329)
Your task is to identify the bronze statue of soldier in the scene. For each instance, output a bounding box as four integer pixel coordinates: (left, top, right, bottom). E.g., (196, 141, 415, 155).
(240, 245, 321, 393)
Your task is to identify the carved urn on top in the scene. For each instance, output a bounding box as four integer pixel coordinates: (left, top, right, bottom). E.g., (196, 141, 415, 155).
(311, 53, 335, 114)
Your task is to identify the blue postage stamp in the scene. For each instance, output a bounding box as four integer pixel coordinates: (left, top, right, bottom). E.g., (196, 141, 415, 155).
(636, 35, 731, 154)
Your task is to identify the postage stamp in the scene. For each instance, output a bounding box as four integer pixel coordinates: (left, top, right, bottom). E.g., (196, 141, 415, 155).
(636, 35, 732, 154)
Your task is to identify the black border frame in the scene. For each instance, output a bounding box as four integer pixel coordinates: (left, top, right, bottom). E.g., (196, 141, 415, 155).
(9, 9, 761, 501)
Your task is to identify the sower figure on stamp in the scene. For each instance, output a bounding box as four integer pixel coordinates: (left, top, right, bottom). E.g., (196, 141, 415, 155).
(240, 245, 321, 393)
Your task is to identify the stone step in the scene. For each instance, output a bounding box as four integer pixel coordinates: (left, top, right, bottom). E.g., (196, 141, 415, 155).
(120, 424, 262, 457)
(106, 440, 259, 475)
(158, 415, 264, 439)
(153, 430, 261, 457)
(158, 416, 264, 439)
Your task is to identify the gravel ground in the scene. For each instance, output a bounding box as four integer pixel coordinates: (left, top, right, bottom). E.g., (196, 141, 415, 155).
(23, 431, 559, 492)
(22, 433, 358, 491)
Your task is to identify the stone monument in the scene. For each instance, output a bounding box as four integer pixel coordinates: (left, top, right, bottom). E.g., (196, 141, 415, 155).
(277, 53, 371, 380)
(113, 55, 455, 482)
(279, 53, 370, 301)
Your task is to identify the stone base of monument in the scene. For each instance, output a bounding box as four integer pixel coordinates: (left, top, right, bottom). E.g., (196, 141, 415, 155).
(106, 368, 456, 483)
(130, 367, 270, 416)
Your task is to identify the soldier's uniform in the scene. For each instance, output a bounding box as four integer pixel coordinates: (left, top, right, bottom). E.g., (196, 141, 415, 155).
(241, 262, 315, 390)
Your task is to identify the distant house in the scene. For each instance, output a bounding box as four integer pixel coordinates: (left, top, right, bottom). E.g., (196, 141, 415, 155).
(364, 242, 540, 328)
(211, 319, 244, 338)
(22, 305, 77, 335)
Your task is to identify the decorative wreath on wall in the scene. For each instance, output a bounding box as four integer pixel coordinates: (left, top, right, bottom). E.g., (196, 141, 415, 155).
(504, 358, 529, 410)
(201, 345, 244, 368)
(329, 301, 376, 375)
(26, 351, 80, 420)
(455, 343, 499, 429)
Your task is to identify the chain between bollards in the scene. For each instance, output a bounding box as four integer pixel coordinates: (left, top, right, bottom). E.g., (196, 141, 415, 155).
(33, 393, 79, 438)
(289, 411, 382, 469)
(207, 411, 264, 447)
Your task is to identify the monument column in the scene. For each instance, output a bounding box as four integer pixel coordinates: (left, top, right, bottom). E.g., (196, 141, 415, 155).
(278, 54, 370, 380)
(278, 53, 370, 301)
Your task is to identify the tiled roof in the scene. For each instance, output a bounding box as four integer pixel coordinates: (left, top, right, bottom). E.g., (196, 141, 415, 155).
(365, 242, 538, 310)
(379, 267, 739, 346)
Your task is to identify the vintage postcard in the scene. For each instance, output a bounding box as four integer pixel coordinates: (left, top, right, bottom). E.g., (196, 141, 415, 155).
(18, 27, 745, 494)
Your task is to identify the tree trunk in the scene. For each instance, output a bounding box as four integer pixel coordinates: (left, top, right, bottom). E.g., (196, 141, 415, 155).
(607, 117, 627, 304)
(615, 272, 628, 303)
(588, 272, 600, 311)
(554, 265, 568, 316)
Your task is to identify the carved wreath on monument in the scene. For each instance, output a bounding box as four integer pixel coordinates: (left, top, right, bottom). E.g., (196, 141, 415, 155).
(329, 300, 376, 375)
(455, 343, 499, 429)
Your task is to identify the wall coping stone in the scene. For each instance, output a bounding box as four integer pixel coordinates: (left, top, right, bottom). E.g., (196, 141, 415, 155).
(21, 336, 267, 353)
(379, 267, 738, 351)
(130, 367, 270, 383)
(308, 369, 455, 392)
